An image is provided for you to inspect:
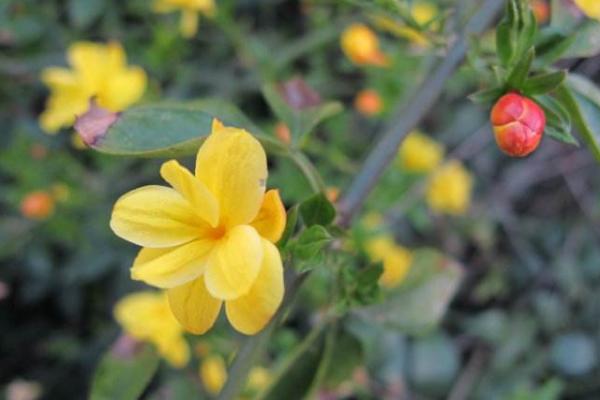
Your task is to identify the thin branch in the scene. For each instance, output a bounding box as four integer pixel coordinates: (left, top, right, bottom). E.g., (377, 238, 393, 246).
(337, 0, 504, 226)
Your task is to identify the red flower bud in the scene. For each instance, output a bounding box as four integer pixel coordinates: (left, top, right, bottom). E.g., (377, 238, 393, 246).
(490, 93, 546, 157)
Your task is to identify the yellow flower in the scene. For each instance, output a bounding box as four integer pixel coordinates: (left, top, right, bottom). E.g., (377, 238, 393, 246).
(575, 0, 600, 19)
(365, 235, 413, 288)
(40, 42, 146, 133)
(114, 291, 190, 367)
(426, 160, 473, 215)
(398, 131, 444, 173)
(200, 355, 228, 395)
(341, 24, 389, 67)
(372, 2, 438, 47)
(247, 367, 271, 392)
(153, 0, 216, 38)
(199, 354, 270, 396)
(110, 120, 286, 336)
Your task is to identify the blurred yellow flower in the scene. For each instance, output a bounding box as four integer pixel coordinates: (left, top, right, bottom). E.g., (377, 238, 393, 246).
(365, 235, 413, 288)
(114, 291, 190, 368)
(426, 160, 473, 215)
(341, 24, 389, 67)
(575, 0, 600, 19)
(398, 131, 444, 173)
(111, 119, 286, 335)
(199, 354, 270, 396)
(372, 2, 438, 47)
(200, 355, 227, 395)
(40, 42, 146, 133)
(153, 0, 216, 38)
(247, 367, 271, 392)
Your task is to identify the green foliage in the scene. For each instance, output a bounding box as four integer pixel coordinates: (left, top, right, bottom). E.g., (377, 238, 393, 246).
(82, 100, 282, 157)
(290, 225, 333, 266)
(261, 83, 343, 147)
(359, 249, 464, 335)
(90, 344, 160, 400)
(299, 192, 336, 227)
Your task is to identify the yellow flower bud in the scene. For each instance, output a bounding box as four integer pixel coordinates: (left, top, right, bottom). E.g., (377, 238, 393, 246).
(200, 355, 228, 395)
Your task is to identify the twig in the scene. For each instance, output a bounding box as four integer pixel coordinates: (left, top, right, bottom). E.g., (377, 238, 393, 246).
(446, 346, 488, 400)
(337, 0, 504, 226)
(215, 270, 308, 400)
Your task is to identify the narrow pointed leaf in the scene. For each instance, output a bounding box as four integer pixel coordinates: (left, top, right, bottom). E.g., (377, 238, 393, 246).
(523, 70, 567, 95)
(507, 48, 534, 89)
(556, 77, 600, 162)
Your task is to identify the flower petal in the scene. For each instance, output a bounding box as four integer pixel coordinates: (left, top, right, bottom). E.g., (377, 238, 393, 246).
(250, 189, 286, 243)
(101, 66, 147, 111)
(168, 277, 222, 334)
(111, 185, 205, 248)
(204, 225, 263, 300)
(225, 239, 284, 335)
(195, 120, 267, 227)
(160, 160, 219, 227)
(131, 240, 214, 288)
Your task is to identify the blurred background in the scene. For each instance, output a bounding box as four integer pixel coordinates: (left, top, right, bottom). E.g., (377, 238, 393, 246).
(2, 0, 600, 399)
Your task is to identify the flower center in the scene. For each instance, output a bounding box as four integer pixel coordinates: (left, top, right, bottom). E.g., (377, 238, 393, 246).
(207, 224, 227, 241)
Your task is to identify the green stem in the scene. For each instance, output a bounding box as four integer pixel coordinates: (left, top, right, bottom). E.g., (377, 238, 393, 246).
(215, 271, 309, 400)
(289, 150, 327, 194)
(337, 0, 504, 226)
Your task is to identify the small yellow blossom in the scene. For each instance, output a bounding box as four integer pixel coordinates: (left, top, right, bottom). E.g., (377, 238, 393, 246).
(199, 354, 270, 396)
(365, 235, 413, 288)
(341, 24, 389, 67)
(247, 367, 271, 392)
(153, 0, 216, 38)
(200, 355, 228, 395)
(372, 2, 438, 47)
(575, 0, 600, 20)
(398, 131, 444, 173)
(114, 291, 190, 367)
(426, 160, 473, 215)
(111, 120, 286, 336)
(40, 42, 146, 133)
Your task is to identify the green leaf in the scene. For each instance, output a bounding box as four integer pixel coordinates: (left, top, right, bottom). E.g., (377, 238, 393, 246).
(262, 83, 343, 146)
(507, 48, 534, 89)
(522, 70, 566, 95)
(468, 87, 504, 104)
(496, 20, 515, 66)
(292, 225, 333, 262)
(535, 29, 576, 66)
(320, 328, 364, 388)
(69, 0, 106, 29)
(557, 76, 600, 162)
(534, 94, 578, 145)
(299, 192, 336, 227)
(257, 324, 328, 400)
(359, 249, 464, 335)
(78, 100, 286, 158)
(408, 333, 459, 396)
(279, 205, 299, 248)
(516, 9, 537, 58)
(562, 20, 600, 59)
(89, 344, 160, 400)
